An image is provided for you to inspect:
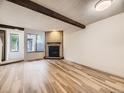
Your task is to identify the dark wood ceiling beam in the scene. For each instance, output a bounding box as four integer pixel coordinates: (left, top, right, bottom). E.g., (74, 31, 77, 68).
(0, 24, 24, 30)
(7, 0, 86, 29)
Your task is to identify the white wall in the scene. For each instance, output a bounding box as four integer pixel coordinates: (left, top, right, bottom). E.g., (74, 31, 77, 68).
(64, 13, 124, 77)
(6, 29, 24, 61)
(0, 28, 24, 62)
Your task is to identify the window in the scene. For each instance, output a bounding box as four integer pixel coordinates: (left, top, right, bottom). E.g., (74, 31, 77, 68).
(10, 34, 19, 52)
(27, 33, 44, 52)
(27, 34, 36, 52)
(37, 34, 44, 51)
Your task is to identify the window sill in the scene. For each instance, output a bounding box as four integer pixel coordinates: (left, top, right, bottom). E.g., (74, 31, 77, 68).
(27, 51, 44, 53)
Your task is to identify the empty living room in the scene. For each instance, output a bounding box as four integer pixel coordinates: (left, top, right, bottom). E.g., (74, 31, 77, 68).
(0, 0, 124, 93)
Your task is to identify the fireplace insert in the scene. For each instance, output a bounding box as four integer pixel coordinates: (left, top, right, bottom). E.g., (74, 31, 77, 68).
(48, 46, 60, 57)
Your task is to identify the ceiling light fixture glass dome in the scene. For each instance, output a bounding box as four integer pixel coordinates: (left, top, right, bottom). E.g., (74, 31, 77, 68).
(95, 0, 113, 11)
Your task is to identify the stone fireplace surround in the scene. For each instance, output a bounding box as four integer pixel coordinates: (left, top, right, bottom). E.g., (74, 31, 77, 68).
(45, 31, 63, 59)
(45, 42, 63, 58)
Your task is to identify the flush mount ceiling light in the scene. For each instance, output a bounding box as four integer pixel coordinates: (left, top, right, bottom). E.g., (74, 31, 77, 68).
(95, 0, 113, 11)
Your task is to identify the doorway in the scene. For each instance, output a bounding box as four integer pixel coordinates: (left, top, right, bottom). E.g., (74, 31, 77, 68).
(0, 30, 6, 61)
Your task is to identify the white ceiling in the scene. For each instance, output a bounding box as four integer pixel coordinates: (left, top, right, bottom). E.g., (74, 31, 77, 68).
(0, 0, 80, 31)
(31, 0, 124, 25)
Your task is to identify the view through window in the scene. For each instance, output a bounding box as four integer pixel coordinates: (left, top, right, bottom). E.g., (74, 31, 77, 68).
(27, 33, 44, 52)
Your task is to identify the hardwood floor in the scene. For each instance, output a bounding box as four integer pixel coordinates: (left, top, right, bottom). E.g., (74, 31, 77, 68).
(0, 60, 124, 93)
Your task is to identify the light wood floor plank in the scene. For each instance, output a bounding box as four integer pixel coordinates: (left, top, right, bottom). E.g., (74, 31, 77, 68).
(0, 60, 124, 93)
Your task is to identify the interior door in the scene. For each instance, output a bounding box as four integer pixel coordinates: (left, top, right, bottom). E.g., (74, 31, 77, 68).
(0, 30, 6, 61)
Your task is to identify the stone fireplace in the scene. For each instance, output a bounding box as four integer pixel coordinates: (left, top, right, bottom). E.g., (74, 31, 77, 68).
(45, 31, 63, 59)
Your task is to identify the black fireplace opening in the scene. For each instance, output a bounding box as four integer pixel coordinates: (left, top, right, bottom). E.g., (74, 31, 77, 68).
(49, 46, 60, 57)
